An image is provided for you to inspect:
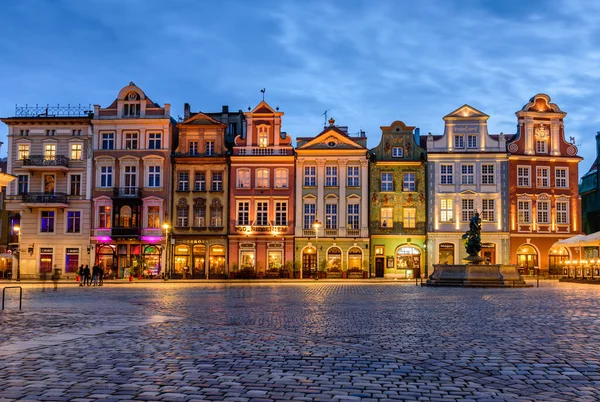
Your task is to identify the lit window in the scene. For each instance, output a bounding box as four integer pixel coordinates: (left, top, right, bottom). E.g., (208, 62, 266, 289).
(18, 144, 30, 160)
(44, 144, 56, 160)
(70, 144, 82, 160)
(256, 169, 270, 188)
(274, 169, 288, 188)
(237, 169, 250, 188)
(147, 206, 160, 228)
(440, 199, 453, 222)
(403, 208, 416, 228)
(99, 206, 111, 228)
(258, 126, 269, 148)
(380, 207, 393, 228)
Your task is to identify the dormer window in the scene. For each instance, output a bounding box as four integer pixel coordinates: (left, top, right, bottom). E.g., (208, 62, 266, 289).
(467, 135, 477, 148)
(258, 126, 269, 148)
(454, 135, 464, 148)
(123, 92, 140, 117)
(536, 140, 547, 154)
(392, 147, 403, 157)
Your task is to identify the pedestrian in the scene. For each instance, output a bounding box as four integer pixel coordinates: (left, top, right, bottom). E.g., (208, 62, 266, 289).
(51, 267, 59, 291)
(91, 265, 99, 286)
(78, 264, 84, 286)
(83, 265, 91, 286)
(99, 265, 104, 286)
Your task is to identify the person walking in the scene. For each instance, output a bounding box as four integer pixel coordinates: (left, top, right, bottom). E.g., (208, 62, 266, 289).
(83, 265, 91, 286)
(91, 265, 99, 286)
(78, 264, 84, 286)
(99, 265, 104, 286)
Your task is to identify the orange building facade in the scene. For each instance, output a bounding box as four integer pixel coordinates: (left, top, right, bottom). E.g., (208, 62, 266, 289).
(507, 94, 582, 275)
(228, 101, 295, 278)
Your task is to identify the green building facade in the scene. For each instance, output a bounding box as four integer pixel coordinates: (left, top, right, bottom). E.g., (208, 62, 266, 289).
(369, 121, 427, 278)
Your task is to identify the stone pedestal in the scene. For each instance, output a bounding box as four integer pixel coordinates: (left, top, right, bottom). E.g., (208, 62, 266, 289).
(425, 264, 530, 287)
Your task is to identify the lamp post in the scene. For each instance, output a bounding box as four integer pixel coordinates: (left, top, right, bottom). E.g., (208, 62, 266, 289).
(162, 223, 170, 281)
(14, 225, 20, 282)
(312, 218, 321, 280)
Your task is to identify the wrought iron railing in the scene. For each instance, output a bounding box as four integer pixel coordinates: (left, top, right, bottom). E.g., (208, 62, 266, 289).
(22, 192, 68, 204)
(14, 104, 92, 117)
(236, 147, 292, 156)
(112, 187, 142, 198)
(23, 155, 69, 167)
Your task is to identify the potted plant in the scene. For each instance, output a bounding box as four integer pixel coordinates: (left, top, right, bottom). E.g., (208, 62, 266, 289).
(283, 261, 294, 279)
(318, 259, 327, 279)
(230, 262, 238, 279)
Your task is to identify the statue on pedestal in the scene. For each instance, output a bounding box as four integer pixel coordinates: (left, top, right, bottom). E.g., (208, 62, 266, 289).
(462, 212, 484, 264)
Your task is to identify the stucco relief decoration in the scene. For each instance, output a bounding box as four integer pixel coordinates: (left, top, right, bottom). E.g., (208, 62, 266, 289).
(385, 141, 391, 152)
(382, 194, 389, 205)
(372, 191, 379, 205)
(453, 125, 478, 134)
(177, 198, 188, 207)
(419, 192, 425, 204)
(566, 145, 577, 156)
(404, 139, 412, 154)
(405, 194, 415, 205)
(194, 198, 206, 208)
(508, 143, 519, 153)
(535, 124, 549, 138)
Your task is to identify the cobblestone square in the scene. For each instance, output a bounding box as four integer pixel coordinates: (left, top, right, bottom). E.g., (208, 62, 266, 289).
(1, 281, 600, 401)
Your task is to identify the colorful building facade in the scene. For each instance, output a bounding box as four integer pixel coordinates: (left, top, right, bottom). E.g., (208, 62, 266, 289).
(171, 108, 229, 278)
(369, 121, 427, 278)
(90, 83, 173, 278)
(294, 119, 370, 278)
(507, 94, 582, 275)
(426, 105, 511, 273)
(2, 107, 93, 279)
(228, 101, 295, 278)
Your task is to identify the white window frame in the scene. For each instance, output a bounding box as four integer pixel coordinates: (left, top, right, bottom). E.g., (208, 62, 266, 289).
(440, 165, 453, 185)
(40, 209, 56, 234)
(237, 201, 250, 225)
(536, 167, 550, 188)
(255, 201, 269, 226)
(536, 139, 548, 154)
(274, 168, 288, 188)
(556, 200, 569, 224)
(98, 204, 112, 229)
(17, 174, 29, 195)
(454, 135, 464, 149)
(205, 140, 215, 156)
(148, 132, 162, 150)
(146, 205, 161, 229)
(517, 199, 531, 224)
(461, 165, 474, 185)
(211, 171, 223, 191)
(17, 143, 30, 160)
(69, 142, 83, 161)
(326, 202, 338, 229)
(381, 172, 393, 192)
(124, 132, 138, 150)
(304, 166, 316, 187)
(256, 168, 270, 188)
(258, 126, 269, 148)
(403, 172, 416, 192)
(380, 207, 393, 228)
(178, 171, 189, 191)
(303, 202, 316, 229)
(99, 165, 113, 188)
(392, 147, 403, 157)
(440, 199, 453, 222)
(147, 164, 161, 188)
(325, 166, 338, 187)
(517, 166, 531, 187)
(481, 164, 494, 185)
(555, 167, 568, 188)
(403, 207, 416, 228)
(275, 201, 287, 226)
(237, 168, 251, 188)
(194, 171, 206, 191)
(481, 199, 495, 222)
(347, 201, 360, 230)
(467, 134, 477, 149)
(461, 199, 474, 222)
(347, 166, 360, 187)
(68, 173, 82, 196)
(537, 200, 550, 224)
(101, 132, 115, 150)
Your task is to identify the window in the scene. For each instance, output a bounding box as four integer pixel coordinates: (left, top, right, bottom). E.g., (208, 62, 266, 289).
(518, 200, 531, 223)
(100, 166, 113, 187)
(19, 129, 29, 136)
(347, 166, 359, 186)
(303, 203, 316, 229)
(70, 143, 82, 160)
(304, 166, 316, 187)
(70, 174, 81, 196)
(194, 172, 206, 191)
(536, 167, 549, 188)
(123, 103, 140, 116)
(258, 127, 268, 148)
(403, 208, 416, 228)
(347, 203, 359, 230)
(256, 202, 268, 226)
(481, 165, 494, 184)
(147, 206, 160, 228)
(537, 200, 550, 224)
(148, 165, 161, 187)
(461, 199, 474, 222)
(148, 133, 162, 149)
(17, 175, 29, 195)
(66, 211, 81, 233)
(256, 169, 269, 188)
(380, 207, 393, 228)
(275, 202, 287, 226)
(211, 201, 223, 227)
(440, 199, 453, 222)
(461, 165, 474, 185)
(102, 133, 114, 150)
(403, 173, 416, 192)
(556, 201, 569, 224)
(194, 202, 206, 227)
(44, 174, 55, 193)
(392, 147, 403, 157)
(18, 144, 29, 160)
(72, 129, 82, 136)
(536, 140, 547, 154)
(99, 206, 111, 228)
(274, 169, 288, 188)
(188, 141, 198, 155)
(481, 199, 495, 222)
(177, 206, 189, 227)
(205, 141, 215, 156)
(44, 144, 56, 160)
(325, 166, 338, 186)
(454, 135, 464, 148)
(467, 135, 477, 148)
(237, 169, 250, 188)
(517, 166, 531, 187)
(326, 203, 337, 229)
(237, 202, 249, 225)
(381, 172, 393, 191)
(555, 168, 568, 188)
(211, 172, 223, 191)
(46, 129, 56, 136)
(124, 133, 138, 150)
(41, 211, 55, 233)
(441, 165, 453, 184)
(178, 172, 189, 191)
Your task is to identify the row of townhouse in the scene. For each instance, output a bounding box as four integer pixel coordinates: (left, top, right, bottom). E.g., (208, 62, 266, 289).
(1, 84, 583, 280)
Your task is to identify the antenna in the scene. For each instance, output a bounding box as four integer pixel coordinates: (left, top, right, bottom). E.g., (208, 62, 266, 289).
(322, 109, 331, 126)
(260, 88, 266, 101)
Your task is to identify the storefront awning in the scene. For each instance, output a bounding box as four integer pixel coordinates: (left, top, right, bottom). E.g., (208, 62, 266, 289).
(555, 232, 600, 248)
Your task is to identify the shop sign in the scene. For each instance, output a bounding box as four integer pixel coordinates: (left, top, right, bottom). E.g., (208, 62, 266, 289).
(240, 243, 255, 248)
(439, 244, 454, 249)
(66, 248, 79, 254)
(40, 248, 53, 254)
(179, 239, 207, 245)
(481, 243, 496, 248)
(268, 243, 283, 248)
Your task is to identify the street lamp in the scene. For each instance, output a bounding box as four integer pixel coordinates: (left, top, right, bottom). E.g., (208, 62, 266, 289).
(312, 218, 321, 280)
(14, 225, 20, 282)
(162, 223, 170, 281)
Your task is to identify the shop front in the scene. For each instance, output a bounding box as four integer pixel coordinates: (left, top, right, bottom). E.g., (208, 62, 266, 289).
(94, 241, 164, 278)
(371, 238, 426, 279)
(516, 244, 539, 275)
(170, 238, 228, 279)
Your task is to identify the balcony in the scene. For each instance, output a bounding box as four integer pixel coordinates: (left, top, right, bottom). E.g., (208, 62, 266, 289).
(21, 155, 69, 171)
(236, 147, 292, 156)
(112, 187, 142, 198)
(111, 227, 141, 238)
(324, 229, 339, 237)
(22, 192, 68, 208)
(347, 229, 361, 237)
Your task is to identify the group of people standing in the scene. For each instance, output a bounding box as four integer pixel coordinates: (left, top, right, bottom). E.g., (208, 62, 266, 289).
(78, 265, 104, 287)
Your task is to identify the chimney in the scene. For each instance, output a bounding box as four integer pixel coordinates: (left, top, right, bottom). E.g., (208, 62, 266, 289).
(222, 105, 229, 114)
(184, 103, 191, 120)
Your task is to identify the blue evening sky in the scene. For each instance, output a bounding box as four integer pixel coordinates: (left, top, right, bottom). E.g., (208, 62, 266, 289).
(0, 0, 598, 176)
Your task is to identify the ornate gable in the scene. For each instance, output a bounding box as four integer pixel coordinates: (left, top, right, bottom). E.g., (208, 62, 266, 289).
(444, 104, 489, 120)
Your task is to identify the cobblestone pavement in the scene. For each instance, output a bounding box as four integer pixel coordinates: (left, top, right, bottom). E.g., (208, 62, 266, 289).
(1, 281, 600, 401)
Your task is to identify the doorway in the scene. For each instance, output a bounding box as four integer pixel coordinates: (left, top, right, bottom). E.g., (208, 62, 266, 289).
(516, 244, 538, 275)
(302, 247, 316, 278)
(375, 257, 384, 277)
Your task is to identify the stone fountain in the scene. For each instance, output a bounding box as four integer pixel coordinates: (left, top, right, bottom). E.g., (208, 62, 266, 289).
(426, 213, 530, 287)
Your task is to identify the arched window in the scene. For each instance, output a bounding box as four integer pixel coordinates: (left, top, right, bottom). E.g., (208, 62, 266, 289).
(348, 247, 362, 270)
(256, 169, 269, 188)
(193, 198, 206, 227)
(210, 199, 223, 227)
(176, 199, 189, 227)
(237, 168, 250, 188)
(120, 205, 132, 227)
(258, 126, 269, 148)
(327, 247, 342, 270)
(274, 169, 288, 188)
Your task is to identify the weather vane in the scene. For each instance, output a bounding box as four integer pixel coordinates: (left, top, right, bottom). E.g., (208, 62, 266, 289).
(260, 88, 266, 101)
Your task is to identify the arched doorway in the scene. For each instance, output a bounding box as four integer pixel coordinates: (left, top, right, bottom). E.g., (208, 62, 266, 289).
(548, 247, 569, 276)
(96, 244, 117, 278)
(516, 244, 538, 275)
(348, 247, 363, 270)
(302, 246, 317, 278)
(142, 245, 162, 277)
(396, 245, 421, 279)
(192, 244, 205, 278)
